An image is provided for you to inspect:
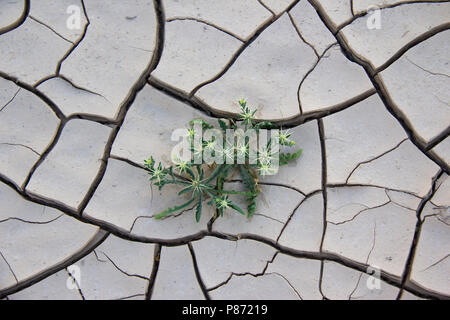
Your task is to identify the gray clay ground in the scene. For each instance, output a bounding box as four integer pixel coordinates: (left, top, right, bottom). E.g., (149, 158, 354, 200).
(0, 0, 449, 300)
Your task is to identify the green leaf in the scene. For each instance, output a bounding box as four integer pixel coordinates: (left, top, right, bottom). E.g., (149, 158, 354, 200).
(247, 201, 257, 218)
(293, 148, 303, 158)
(216, 165, 235, 193)
(154, 197, 196, 220)
(218, 119, 228, 132)
(205, 190, 216, 202)
(178, 185, 193, 196)
(195, 194, 203, 222)
(229, 202, 246, 215)
(190, 119, 214, 129)
(172, 180, 192, 186)
(167, 166, 175, 180)
(220, 189, 256, 197)
(203, 163, 227, 184)
(280, 140, 296, 147)
(280, 149, 303, 166)
(185, 167, 196, 180)
(254, 121, 275, 130)
(143, 158, 155, 172)
(239, 166, 257, 193)
(239, 166, 259, 217)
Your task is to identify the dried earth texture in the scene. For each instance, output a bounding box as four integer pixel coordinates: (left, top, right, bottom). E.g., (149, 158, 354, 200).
(0, 0, 449, 300)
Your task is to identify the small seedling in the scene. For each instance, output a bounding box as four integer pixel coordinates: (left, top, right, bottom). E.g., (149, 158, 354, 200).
(144, 99, 302, 222)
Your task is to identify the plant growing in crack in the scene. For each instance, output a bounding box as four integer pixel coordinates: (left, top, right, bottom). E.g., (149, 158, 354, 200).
(144, 99, 303, 222)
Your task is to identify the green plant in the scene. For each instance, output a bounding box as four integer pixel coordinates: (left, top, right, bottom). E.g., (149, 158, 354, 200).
(144, 99, 302, 222)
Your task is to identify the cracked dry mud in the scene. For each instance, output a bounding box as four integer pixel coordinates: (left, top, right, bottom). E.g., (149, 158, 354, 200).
(0, 0, 449, 300)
